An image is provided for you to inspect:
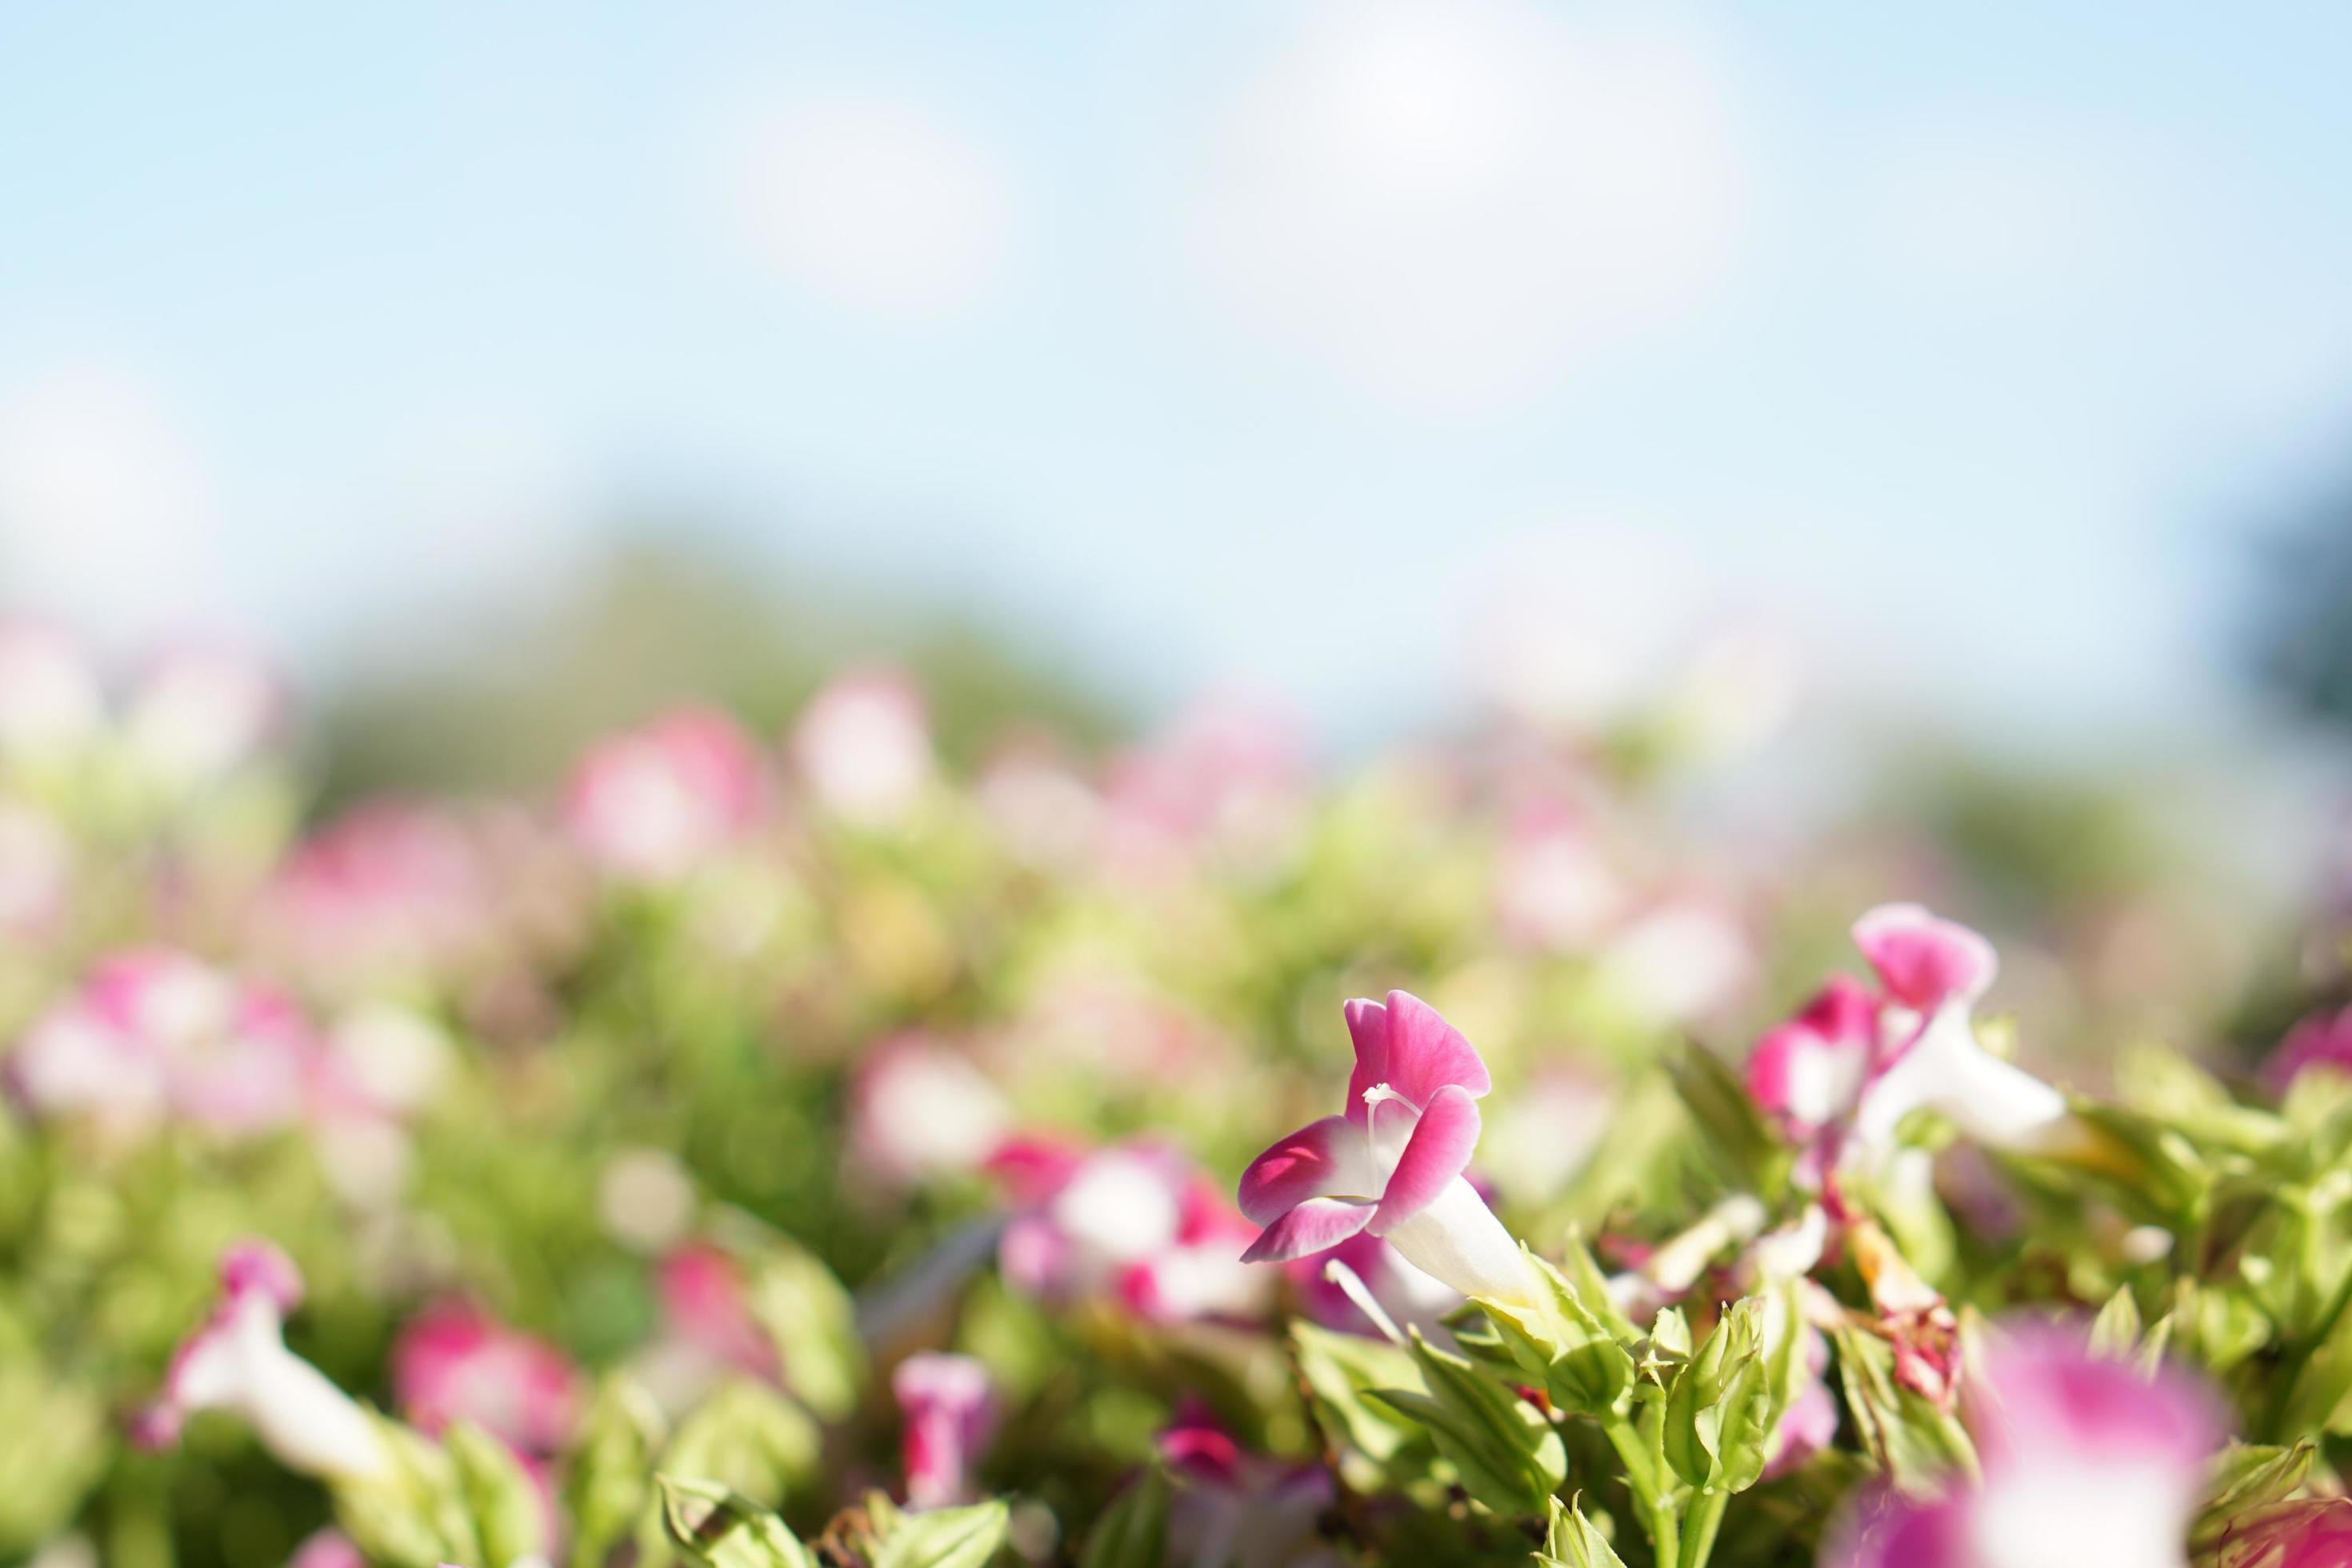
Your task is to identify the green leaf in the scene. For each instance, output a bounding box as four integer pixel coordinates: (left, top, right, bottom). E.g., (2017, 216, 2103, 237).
(871, 1498, 1012, 1568)
(1290, 1320, 1427, 1465)
(657, 1475, 814, 1568)
(2190, 1441, 2314, 1554)
(1667, 1046, 1787, 1193)
(742, 1234, 867, 1423)
(1663, 1300, 1770, 1493)
(1830, 1326, 1974, 1495)
(662, 1378, 824, 1507)
(445, 1421, 548, 1568)
(1480, 1246, 1636, 1418)
(2088, 1286, 2142, 1361)
(1078, 1466, 1170, 1568)
(1538, 1494, 1630, 1568)
(566, 1376, 669, 1568)
(1368, 1330, 1566, 1518)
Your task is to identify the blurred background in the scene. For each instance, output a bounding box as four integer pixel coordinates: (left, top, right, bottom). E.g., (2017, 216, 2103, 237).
(5, 0, 2352, 874)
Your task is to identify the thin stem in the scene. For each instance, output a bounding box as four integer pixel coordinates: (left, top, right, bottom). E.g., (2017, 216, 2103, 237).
(1677, 1489, 1729, 1568)
(1601, 1416, 1678, 1567)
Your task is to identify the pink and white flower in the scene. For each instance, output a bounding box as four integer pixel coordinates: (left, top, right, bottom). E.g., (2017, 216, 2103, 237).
(1288, 1230, 1462, 1339)
(790, 669, 932, 827)
(1493, 802, 1622, 955)
(850, 1034, 1012, 1190)
(564, 707, 768, 881)
(892, 1353, 997, 1511)
(1747, 905, 2076, 1182)
(286, 1529, 367, 1568)
(993, 1138, 1266, 1323)
(133, 1240, 390, 1482)
(1236, 992, 1533, 1306)
(390, 1300, 585, 1457)
(8, 950, 316, 1137)
(1826, 1324, 2223, 1568)
(1099, 694, 1309, 880)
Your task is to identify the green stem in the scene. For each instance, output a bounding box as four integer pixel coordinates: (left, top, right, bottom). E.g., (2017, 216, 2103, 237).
(1677, 1489, 1729, 1568)
(2262, 1255, 2352, 1439)
(1601, 1416, 1678, 1567)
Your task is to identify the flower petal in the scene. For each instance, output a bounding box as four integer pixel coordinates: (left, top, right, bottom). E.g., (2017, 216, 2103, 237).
(1240, 1196, 1376, 1263)
(1747, 978, 1876, 1130)
(1343, 997, 1389, 1127)
(1851, 904, 1997, 1014)
(1370, 1085, 1481, 1233)
(1238, 1114, 1366, 1225)
(1377, 990, 1490, 1109)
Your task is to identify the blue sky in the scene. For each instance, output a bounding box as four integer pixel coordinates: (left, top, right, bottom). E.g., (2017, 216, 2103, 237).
(4, 0, 2350, 746)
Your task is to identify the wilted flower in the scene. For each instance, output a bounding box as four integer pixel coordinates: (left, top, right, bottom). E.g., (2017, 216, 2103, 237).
(1237, 991, 1533, 1306)
(994, 1138, 1266, 1322)
(892, 1353, 997, 1511)
(564, 707, 767, 881)
(790, 668, 932, 826)
(133, 1241, 390, 1482)
(390, 1301, 585, 1457)
(850, 1034, 1012, 1190)
(1826, 1323, 2223, 1568)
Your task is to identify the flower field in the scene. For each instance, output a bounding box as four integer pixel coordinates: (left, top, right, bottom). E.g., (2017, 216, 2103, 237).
(2, 622, 2350, 1568)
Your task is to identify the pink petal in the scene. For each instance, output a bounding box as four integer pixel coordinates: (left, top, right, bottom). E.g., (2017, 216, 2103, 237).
(1369, 1086, 1481, 1234)
(1746, 977, 1876, 1129)
(1822, 1489, 1969, 1568)
(1345, 991, 1490, 1126)
(1343, 997, 1390, 1127)
(1970, 1324, 2221, 1478)
(1851, 904, 1997, 1013)
(1237, 1115, 1358, 1225)
(221, 1239, 305, 1312)
(1240, 1196, 1376, 1263)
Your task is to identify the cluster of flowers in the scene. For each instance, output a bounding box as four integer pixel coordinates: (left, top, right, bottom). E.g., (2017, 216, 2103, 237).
(5, 618, 2352, 1568)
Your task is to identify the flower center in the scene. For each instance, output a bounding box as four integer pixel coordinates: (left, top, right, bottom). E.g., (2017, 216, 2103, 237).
(1360, 1082, 1418, 1171)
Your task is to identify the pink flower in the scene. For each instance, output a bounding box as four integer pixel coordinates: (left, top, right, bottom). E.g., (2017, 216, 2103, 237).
(1826, 1324, 2223, 1568)
(134, 1240, 390, 1482)
(790, 669, 932, 826)
(262, 801, 504, 992)
(286, 1529, 367, 1568)
(121, 641, 285, 790)
(658, 1243, 780, 1382)
(893, 1353, 997, 1511)
(2262, 1006, 2352, 1096)
(1287, 1230, 1462, 1338)
(0, 797, 71, 932)
(564, 707, 767, 881)
(993, 1141, 1267, 1323)
(850, 1034, 1012, 1190)
(391, 1301, 585, 1457)
(2214, 1498, 2352, 1567)
(1158, 1403, 1335, 1568)
(9, 950, 317, 1137)
(975, 737, 1100, 870)
(1493, 802, 1622, 954)
(1099, 694, 1309, 879)
(1747, 905, 2074, 1182)
(1236, 992, 1532, 1306)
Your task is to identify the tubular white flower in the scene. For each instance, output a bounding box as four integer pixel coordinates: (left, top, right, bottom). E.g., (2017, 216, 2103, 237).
(1378, 1177, 1534, 1307)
